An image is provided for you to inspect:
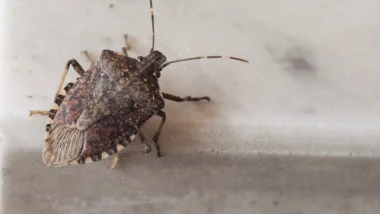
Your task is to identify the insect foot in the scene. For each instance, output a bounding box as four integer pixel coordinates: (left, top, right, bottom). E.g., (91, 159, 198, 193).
(143, 143, 152, 154)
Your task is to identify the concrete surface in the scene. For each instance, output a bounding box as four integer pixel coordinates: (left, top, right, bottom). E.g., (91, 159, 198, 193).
(3, 150, 380, 214)
(1, 0, 380, 213)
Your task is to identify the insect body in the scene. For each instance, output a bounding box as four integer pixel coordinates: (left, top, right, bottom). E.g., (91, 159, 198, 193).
(30, 0, 248, 170)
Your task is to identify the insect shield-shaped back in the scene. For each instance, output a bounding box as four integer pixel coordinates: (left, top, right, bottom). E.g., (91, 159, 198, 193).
(43, 50, 165, 167)
(39, 0, 248, 168)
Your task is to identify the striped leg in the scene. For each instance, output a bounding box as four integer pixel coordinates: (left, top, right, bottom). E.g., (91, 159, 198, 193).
(29, 59, 85, 117)
(56, 59, 85, 96)
(29, 110, 50, 117)
(121, 34, 131, 57)
(162, 92, 211, 102)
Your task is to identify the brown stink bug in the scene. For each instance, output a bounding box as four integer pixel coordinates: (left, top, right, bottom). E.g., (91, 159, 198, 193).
(29, 0, 249, 170)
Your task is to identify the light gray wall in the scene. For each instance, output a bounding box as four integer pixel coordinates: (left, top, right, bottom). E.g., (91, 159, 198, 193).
(1, 0, 380, 156)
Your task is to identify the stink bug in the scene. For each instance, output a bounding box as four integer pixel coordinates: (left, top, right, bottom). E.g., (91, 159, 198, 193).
(29, 0, 248, 170)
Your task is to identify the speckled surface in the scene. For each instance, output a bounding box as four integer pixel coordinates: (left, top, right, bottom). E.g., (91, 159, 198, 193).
(2, 0, 380, 213)
(2, 150, 380, 214)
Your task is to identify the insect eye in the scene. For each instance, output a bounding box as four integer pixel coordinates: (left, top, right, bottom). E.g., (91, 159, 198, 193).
(153, 50, 162, 56)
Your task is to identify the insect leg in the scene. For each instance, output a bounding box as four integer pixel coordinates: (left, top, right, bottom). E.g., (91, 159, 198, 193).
(111, 147, 150, 171)
(109, 155, 120, 171)
(56, 59, 85, 97)
(152, 110, 166, 157)
(162, 92, 211, 102)
(110, 131, 151, 171)
(109, 153, 146, 171)
(121, 34, 131, 57)
(29, 59, 85, 117)
(81, 50, 94, 67)
(29, 110, 50, 116)
(117, 131, 151, 160)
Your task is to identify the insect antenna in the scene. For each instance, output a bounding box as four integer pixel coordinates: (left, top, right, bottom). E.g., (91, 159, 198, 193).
(149, 0, 155, 53)
(162, 56, 249, 68)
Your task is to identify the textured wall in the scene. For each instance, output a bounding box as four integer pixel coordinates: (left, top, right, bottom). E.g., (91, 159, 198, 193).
(2, 0, 380, 156)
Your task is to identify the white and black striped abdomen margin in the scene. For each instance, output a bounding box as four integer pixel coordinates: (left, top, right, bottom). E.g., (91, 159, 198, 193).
(70, 134, 137, 165)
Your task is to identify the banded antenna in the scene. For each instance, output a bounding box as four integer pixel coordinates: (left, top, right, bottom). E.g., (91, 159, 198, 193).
(162, 56, 249, 68)
(149, 0, 155, 53)
(146, 0, 249, 66)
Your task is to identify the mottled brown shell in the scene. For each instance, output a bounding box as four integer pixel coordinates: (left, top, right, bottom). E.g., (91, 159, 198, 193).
(43, 50, 164, 167)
